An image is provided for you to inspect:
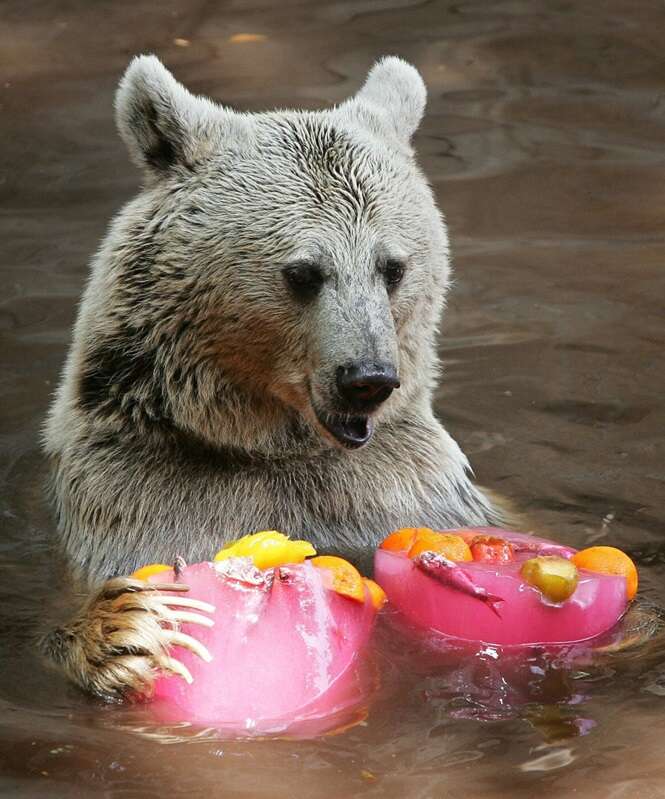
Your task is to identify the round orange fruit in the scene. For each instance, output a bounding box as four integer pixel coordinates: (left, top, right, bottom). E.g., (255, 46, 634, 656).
(571, 546, 638, 600)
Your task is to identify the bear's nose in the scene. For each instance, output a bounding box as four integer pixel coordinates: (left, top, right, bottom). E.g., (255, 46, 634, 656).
(336, 362, 400, 410)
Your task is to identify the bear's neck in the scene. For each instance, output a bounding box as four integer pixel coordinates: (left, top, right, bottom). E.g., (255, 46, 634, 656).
(51, 401, 500, 580)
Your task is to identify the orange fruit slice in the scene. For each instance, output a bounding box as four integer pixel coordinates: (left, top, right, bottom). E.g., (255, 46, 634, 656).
(130, 563, 172, 581)
(571, 546, 638, 600)
(363, 578, 387, 610)
(311, 555, 365, 602)
(408, 531, 473, 562)
(380, 528, 428, 552)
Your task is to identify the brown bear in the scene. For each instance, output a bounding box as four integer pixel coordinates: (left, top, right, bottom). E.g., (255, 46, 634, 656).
(42, 55, 501, 697)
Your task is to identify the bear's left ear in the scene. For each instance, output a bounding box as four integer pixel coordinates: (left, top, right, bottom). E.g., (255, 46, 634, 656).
(339, 57, 426, 147)
(115, 55, 226, 176)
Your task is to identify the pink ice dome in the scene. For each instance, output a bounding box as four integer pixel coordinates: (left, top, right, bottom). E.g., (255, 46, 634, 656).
(146, 559, 378, 736)
(374, 528, 629, 646)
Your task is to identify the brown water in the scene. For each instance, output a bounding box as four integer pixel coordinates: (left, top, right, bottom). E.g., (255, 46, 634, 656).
(2, 0, 665, 795)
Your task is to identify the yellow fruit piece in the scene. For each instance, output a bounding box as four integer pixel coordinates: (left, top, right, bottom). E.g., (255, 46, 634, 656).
(213, 530, 316, 570)
(311, 555, 366, 602)
(408, 531, 473, 562)
(363, 578, 387, 610)
(130, 563, 172, 581)
(572, 546, 638, 600)
(521, 556, 579, 603)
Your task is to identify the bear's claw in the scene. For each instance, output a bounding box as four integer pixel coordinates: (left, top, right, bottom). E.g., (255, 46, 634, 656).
(150, 594, 215, 613)
(161, 629, 213, 663)
(43, 576, 215, 699)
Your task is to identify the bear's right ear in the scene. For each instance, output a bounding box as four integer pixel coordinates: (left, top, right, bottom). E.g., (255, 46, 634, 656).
(339, 57, 427, 149)
(115, 55, 224, 176)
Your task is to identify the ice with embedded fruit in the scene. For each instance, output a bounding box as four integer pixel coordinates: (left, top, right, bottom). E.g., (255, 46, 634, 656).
(132, 532, 384, 735)
(374, 527, 636, 646)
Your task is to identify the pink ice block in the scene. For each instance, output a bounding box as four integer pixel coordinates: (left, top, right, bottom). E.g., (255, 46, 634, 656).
(147, 560, 377, 736)
(374, 528, 629, 646)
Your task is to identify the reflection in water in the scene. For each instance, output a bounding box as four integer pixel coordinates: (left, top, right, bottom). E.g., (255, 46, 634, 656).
(1, 0, 665, 796)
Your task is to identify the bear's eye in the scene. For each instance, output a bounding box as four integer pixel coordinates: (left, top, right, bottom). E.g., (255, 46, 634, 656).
(382, 259, 406, 291)
(282, 262, 324, 300)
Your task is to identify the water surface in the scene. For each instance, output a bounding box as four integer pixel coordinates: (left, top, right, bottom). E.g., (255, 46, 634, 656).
(2, 0, 665, 796)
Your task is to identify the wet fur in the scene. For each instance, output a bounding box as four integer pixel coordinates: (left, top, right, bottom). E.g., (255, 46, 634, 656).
(42, 56, 502, 695)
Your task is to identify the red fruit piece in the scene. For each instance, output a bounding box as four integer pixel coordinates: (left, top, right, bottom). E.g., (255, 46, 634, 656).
(470, 536, 515, 563)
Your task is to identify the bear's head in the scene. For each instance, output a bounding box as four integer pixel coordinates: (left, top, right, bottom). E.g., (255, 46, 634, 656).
(71, 56, 450, 455)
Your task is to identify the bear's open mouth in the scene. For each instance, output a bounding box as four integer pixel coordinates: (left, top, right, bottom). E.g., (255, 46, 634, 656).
(314, 408, 374, 449)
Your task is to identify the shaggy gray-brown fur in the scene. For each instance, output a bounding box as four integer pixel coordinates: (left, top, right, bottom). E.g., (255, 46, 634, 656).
(42, 56, 501, 696)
